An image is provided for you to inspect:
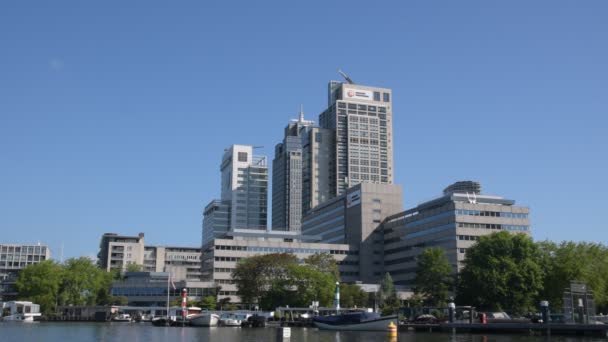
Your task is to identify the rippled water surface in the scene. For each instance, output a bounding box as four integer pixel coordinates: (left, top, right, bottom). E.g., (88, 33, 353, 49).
(0, 322, 606, 342)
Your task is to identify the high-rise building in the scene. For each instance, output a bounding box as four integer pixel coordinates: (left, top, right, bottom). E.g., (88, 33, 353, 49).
(272, 109, 314, 231)
(220, 145, 268, 230)
(382, 181, 531, 289)
(319, 80, 394, 196)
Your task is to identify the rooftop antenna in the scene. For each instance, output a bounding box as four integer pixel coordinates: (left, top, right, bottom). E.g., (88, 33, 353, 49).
(298, 104, 305, 122)
(338, 68, 355, 84)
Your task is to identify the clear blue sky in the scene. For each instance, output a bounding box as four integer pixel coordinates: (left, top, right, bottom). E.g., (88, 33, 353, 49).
(1, 1, 606, 259)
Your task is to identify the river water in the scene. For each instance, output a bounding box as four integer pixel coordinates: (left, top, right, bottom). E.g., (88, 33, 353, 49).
(0, 322, 605, 342)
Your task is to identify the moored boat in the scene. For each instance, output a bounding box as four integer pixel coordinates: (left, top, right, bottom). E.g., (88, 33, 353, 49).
(189, 312, 220, 327)
(219, 312, 251, 327)
(0, 301, 42, 322)
(313, 311, 398, 331)
(111, 313, 132, 322)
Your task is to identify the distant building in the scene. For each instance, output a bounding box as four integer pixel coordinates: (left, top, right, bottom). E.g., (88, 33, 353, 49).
(382, 182, 531, 289)
(0, 244, 50, 300)
(97, 233, 201, 281)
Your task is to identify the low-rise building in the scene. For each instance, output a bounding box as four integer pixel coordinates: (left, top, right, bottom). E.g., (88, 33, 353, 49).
(98, 233, 202, 281)
(0, 244, 50, 300)
(382, 182, 531, 289)
(110, 272, 215, 307)
(201, 229, 358, 303)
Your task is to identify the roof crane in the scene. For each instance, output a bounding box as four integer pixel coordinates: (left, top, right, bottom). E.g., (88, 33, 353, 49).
(338, 68, 355, 84)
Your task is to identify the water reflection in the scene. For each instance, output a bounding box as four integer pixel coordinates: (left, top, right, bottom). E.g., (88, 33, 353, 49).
(0, 323, 606, 342)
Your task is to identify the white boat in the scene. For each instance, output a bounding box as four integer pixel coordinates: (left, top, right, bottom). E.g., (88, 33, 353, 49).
(0, 301, 42, 322)
(112, 313, 132, 322)
(189, 312, 220, 327)
(219, 312, 251, 327)
(313, 312, 398, 331)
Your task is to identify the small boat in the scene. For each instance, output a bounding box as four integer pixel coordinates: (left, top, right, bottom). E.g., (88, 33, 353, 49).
(112, 313, 132, 322)
(189, 312, 220, 327)
(0, 301, 42, 322)
(219, 312, 251, 327)
(313, 311, 398, 331)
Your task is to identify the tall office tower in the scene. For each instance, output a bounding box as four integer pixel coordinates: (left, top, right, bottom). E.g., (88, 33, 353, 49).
(220, 145, 268, 230)
(301, 126, 334, 214)
(319, 79, 394, 196)
(272, 109, 314, 231)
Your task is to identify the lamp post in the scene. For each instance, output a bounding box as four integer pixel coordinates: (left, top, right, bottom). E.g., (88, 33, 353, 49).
(335, 282, 340, 313)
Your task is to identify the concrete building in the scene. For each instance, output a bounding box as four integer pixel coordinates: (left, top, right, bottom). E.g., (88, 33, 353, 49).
(319, 79, 394, 196)
(98, 233, 202, 281)
(272, 109, 314, 232)
(301, 126, 335, 214)
(0, 244, 51, 300)
(143, 246, 202, 281)
(301, 183, 403, 283)
(382, 182, 531, 289)
(220, 144, 268, 230)
(97, 233, 145, 272)
(200, 230, 358, 303)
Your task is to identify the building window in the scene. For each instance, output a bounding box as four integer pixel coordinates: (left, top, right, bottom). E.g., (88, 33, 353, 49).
(373, 92, 380, 101)
(238, 152, 248, 162)
(383, 93, 390, 102)
(315, 132, 322, 143)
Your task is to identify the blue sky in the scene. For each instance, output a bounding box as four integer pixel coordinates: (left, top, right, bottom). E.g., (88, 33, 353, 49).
(1, 1, 606, 259)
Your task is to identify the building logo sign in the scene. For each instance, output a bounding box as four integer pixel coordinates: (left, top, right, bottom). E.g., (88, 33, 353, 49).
(346, 190, 361, 208)
(344, 87, 373, 102)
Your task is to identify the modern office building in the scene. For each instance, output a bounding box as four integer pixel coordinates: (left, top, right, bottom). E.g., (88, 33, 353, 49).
(111, 272, 215, 306)
(443, 180, 481, 196)
(319, 79, 394, 196)
(382, 182, 531, 288)
(98, 233, 202, 281)
(221, 145, 269, 230)
(203, 145, 269, 241)
(301, 183, 403, 283)
(0, 244, 51, 300)
(272, 109, 314, 232)
(98, 233, 146, 272)
(202, 200, 231, 246)
(200, 229, 358, 303)
(301, 126, 335, 214)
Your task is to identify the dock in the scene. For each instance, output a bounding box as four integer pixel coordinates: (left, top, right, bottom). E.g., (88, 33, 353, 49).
(400, 322, 608, 337)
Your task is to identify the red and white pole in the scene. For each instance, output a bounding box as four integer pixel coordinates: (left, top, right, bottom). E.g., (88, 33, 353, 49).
(181, 288, 187, 318)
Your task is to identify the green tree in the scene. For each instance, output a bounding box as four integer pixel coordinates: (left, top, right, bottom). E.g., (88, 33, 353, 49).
(232, 253, 297, 307)
(287, 264, 335, 308)
(125, 263, 144, 272)
(456, 232, 544, 315)
(197, 296, 217, 310)
(111, 296, 129, 305)
(15, 260, 64, 315)
(340, 284, 369, 308)
(60, 257, 109, 306)
(537, 241, 608, 311)
(414, 247, 453, 307)
(305, 253, 339, 281)
(378, 272, 400, 315)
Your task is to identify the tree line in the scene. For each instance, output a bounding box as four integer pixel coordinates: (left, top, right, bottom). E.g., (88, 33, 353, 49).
(413, 231, 608, 315)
